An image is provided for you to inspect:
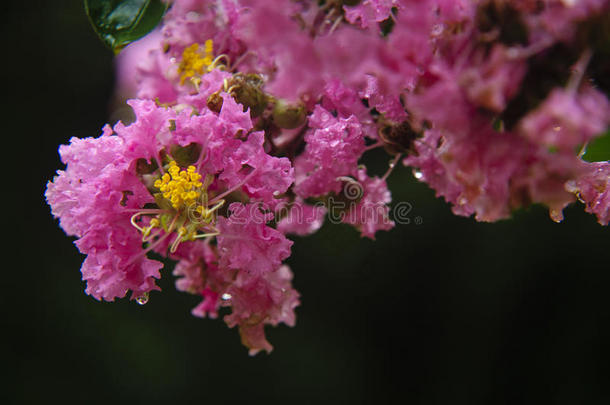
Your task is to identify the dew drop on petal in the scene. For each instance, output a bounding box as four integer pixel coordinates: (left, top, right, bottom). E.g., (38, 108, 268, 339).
(135, 292, 149, 305)
(413, 169, 423, 179)
(549, 209, 564, 223)
(221, 293, 232, 301)
(431, 23, 444, 36)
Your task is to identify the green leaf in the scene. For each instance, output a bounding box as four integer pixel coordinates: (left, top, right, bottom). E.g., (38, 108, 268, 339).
(84, 0, 168, 54)
(582, 129, 610, 162)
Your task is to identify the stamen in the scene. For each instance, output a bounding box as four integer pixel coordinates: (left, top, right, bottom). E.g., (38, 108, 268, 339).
(154, 160, 204, 210)
(130, 213, 146, 232)
(208, 54, 230, 71)
(141, 218, 160, 242)
(382, 153, 402, 181)
(329, 16, 343, 35)
(567, 48, 593, 94)
(130, 159, 230, 255)
(178, 40, 215, 85)
(123, 208, 164, 214)
(126, 226, 173, 266)
(192, 231, 220, 239)
(170, 226, 188, 253)
(198, 200, 225, 224)
(364, 141, 384, 152)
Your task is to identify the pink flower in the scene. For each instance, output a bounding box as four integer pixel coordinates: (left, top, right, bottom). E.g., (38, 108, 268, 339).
(404, 125, 582, 222)
(216, 203, 293, 276)
(518, 86, 610, 152)
(343, 0, 399, 29)
(172, 242, 232, 319)
(276, 199, 327, 236)
(48, 0, 610, 357)
(176, 68, 232, 111)
(115, 29, 166, 100)
(295, 105, 366, 197)
(47, 88, 297, 303)
(45, 129, 162, 301)
(360, 75, 407, 123)
(566, 162, 610, 226)
(114, 99, 176, 161)
(459, 44, 527, 113)
(220, 131, 295, 209)
(173, 242, 300, 355)
(225, 265, 300, 355)
(342, 168, 395, 239)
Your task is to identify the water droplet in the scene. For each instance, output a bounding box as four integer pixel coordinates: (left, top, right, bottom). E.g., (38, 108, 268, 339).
(553, 126, 561, 132)
(549, 209, 564, 223)
(413, 169, 423, 179)
(221, 293, 232, 301)
(170, 57, 177, 64)
(431, 23, 444, 36)
(389, 160, 396, 169)
(135, 292, 149, 305)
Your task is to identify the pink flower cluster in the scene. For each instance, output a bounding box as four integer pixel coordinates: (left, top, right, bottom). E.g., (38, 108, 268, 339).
(47, 0, 610, 354)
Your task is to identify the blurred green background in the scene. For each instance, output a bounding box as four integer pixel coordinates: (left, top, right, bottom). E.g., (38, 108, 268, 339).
(7, 1, 610, 404)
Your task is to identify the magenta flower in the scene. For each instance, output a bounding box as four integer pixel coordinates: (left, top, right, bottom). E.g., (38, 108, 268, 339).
(295, 105, 366, 197)
(47, 0, 610, 355)
(216, 203, 293, 276)
(172, 241, 299, 355)
(566, 162, 610, 226)
(47, 76, 299, 352)
(519, 86, 610, 152)
(342, 168, 395, 239)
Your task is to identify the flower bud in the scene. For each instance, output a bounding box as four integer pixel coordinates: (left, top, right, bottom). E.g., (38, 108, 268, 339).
(272, 99, 307, 129)
(226, 73, 268, 117)
(378, 121, 422, 155)
(207, 91, 224, 113)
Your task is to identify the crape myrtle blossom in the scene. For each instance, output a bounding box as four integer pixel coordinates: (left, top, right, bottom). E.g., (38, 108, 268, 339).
(47, 0, 610, 354)
(172, 234, 299, 355)
(566, 162, 610, 226)
(47, 85, 298, 354)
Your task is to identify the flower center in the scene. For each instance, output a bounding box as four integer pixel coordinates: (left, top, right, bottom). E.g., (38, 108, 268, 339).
(178, 40, 214, 85)
(154, 160, 204, 210)
(131, 160, 224, 253)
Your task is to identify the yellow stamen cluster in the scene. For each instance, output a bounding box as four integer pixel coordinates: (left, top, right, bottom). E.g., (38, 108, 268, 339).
(154, 161, 203, 209)
(178, 40, 214, 85)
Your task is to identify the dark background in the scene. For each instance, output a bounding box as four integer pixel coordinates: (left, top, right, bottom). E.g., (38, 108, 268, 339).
(6, 2, 610, 404)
